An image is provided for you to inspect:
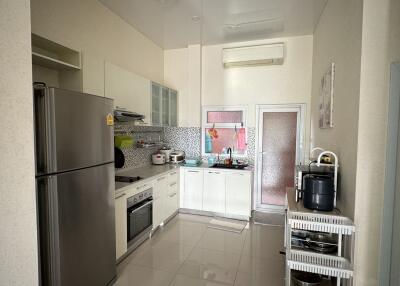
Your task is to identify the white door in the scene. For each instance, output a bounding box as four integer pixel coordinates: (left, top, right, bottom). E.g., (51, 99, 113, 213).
(203, 170, 226, 213)
(255, 104, 305, 212)
(166, 182, 179, 218)
(226, 172, 251, 216)
(183, 169, 203, 210)
(115, 192, 127, 260)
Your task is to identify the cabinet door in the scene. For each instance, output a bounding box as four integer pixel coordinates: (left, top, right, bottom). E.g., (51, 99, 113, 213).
(226, 172, 251, 216)
(169, 89, 178, 127)
(183, 169, 203, 210)
(203, 171, 226, 213)
(151, 82, 161, 126)
(166, 180, 179, 218)
(105, 62, 151, 123)
(161, 86, 170, 126)
(115, 192, 127, 260)
(153, 175, 168, 227)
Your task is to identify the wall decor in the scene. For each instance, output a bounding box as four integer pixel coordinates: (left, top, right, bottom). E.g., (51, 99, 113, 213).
(319, 62, 335, 128)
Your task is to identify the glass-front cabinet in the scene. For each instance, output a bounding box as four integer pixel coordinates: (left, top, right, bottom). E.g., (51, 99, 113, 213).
(151, 82, 178, 127)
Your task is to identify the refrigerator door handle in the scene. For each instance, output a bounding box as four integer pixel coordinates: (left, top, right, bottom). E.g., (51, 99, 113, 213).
(35, 87, 57, 174)
(37, 175, 61, 286)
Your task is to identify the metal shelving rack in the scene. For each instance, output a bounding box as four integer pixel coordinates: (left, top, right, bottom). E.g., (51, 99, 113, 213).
(285, 189, 355, 286)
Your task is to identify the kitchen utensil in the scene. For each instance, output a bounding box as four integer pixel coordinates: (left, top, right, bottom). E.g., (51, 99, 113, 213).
(152, 153, 166, 165)
(308, 232, 338, 254)
(115, 147, 125, 168)
(291, 270, 321, 286)
(303, 174, 335, 211)
(185, 157, 201, 165)
(159, 147, 172, 162)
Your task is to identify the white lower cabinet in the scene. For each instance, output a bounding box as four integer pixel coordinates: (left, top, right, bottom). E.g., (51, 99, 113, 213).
(226, 172, 251, 216)
(153, 175, 168, 228)
(180, 167, 252, 218)
(115, 192, 127, 260)
(203, 171, 226, 213)
(183, 169, 204, 210)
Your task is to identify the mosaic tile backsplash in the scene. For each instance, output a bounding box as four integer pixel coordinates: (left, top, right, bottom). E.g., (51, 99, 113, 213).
(114, 124, 256, 169)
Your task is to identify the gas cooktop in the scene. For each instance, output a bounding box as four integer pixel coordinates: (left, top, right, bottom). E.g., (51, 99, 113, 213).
(115, 176, 143, 183)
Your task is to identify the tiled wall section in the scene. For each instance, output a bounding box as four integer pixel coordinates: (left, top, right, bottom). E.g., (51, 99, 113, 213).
(163, 127, 202, 157)
(114, 124, 164, 169)
(164, 127, 256, 164)
(114, 125, 256, 169)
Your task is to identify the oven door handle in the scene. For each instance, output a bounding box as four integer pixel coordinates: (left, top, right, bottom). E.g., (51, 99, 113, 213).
(130, 200, 153, 214)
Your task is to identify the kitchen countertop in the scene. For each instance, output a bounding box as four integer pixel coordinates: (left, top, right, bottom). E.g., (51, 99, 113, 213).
(115, 162, 253, 193)
(115, 164, 180, 191)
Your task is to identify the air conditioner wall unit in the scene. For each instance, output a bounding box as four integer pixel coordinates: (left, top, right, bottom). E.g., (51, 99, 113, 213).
(222, 43, 284, 68)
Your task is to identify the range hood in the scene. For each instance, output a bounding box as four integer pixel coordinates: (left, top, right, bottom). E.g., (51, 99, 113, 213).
(114, 108, 145, 122)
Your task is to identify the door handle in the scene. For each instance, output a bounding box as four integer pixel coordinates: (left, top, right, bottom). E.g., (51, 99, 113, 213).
(130, 200, 153, 213)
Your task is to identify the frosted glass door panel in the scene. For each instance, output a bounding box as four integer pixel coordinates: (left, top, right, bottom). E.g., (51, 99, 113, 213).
(151, 83, 161, 126)
(161, 87, 169, 126)
(261, 112, 297, 206)
(169, 90, 178, 127)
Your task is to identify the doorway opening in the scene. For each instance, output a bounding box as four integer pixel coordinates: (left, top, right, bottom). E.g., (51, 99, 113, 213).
(255, 104, 305, 213)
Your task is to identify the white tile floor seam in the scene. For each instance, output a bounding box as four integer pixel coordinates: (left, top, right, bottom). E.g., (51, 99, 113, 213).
(115, 214, 285, 286)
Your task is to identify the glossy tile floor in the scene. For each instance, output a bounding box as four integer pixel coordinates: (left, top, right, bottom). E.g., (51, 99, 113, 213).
(115, 214, 285, 286)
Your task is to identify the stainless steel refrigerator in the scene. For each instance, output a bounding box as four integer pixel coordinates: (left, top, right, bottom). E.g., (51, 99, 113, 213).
(34, 86, 116, 286)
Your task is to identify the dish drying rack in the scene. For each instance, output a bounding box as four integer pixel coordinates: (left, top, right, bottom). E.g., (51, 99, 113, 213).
(285, 189, 355, 286)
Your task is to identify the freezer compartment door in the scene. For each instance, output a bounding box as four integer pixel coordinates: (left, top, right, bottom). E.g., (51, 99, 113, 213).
(34, 87, 114, 175)
(37, 163, 116, 286)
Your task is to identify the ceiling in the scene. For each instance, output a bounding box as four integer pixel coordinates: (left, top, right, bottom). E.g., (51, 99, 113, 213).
(99, 0, 327, 49)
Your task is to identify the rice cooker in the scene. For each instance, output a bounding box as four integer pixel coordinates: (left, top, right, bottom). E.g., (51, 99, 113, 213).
(159, 147, 172, 163)
(152, 153, 166, 165)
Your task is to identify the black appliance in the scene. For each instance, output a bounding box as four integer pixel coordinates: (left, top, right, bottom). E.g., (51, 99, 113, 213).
(127, 188, 153, 250)
(115, 176, 143, 183)
(303, 175, 335, 211)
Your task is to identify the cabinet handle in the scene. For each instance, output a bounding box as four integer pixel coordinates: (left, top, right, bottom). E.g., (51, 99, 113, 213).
(137, 184, 148, 190)
(208, 171, 220, 174)
(169, 182, 177, 187)
(115, 193, 126, 199)
(187, 170, 199, 173)
(157, 176, 166, 181)
(169, 193, 177, 198)
(170, 171, 177, 175)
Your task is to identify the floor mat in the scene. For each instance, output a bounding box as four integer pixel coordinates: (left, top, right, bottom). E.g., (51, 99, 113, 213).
(207, 218, 248, 233)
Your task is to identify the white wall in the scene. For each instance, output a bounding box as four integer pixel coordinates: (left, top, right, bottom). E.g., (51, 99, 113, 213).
(353, 0, 400, 284)
(0, 1, 38, 285)
(31, 0, 164, 95)
(164, 36, 314, 157)
(310, 0, 363, 219)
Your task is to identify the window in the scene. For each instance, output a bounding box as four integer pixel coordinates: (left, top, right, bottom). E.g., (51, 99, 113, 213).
(202, 106, 247, 157)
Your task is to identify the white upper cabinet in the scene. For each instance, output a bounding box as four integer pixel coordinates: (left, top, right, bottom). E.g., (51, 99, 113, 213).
(225, 172, 251, 217)
(203, 171, 226, 213)
(151, 82, 178, 127)
(105, 62, 151, 124)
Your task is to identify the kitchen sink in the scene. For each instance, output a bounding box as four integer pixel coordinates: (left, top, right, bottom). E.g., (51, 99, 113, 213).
(211, 163, 248, 170)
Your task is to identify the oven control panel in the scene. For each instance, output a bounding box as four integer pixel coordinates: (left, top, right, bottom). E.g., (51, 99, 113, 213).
(127, 189, 153, 208)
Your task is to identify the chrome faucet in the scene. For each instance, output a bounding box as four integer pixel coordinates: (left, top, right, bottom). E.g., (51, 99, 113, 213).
(227, 147, 232, 163)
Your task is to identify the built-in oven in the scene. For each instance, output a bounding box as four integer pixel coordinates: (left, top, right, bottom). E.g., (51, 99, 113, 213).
(127, 187, 153, 250)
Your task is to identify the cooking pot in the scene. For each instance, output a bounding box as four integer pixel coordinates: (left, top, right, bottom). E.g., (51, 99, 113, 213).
(291, 270, 321, 286)
(152, 153, 166, 165)
(303, 174, 335, 211)
(170, 151, 185, 163)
